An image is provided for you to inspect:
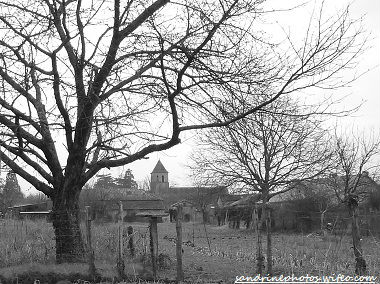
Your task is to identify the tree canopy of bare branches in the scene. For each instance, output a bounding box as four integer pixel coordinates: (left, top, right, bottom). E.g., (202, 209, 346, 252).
(191, 98, 332, 195)
(0, 0, 365, 262)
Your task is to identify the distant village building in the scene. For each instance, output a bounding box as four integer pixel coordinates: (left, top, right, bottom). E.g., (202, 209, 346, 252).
(210, 172, 380, 232)
(7, 201, 52, 220)
(149, 160, 228, 222)
(276, 172, 380, 233)
(89, 187, 166, 222)
(97, 196, 167, 222)
(169, 200, 196, 222)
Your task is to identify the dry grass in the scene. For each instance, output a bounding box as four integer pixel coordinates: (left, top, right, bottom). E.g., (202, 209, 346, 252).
(0, 263, 88, 279)
(0, 219, 55, 267)
(0, 219, 379, 282)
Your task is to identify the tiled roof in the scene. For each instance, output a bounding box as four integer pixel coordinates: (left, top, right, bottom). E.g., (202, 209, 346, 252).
(151, 160, 168, 173)
(100, 189, 161, 200)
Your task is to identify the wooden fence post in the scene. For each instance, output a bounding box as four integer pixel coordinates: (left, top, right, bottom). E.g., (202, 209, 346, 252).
(149, 217, 158, 280)
(251, 206, 256, 231)
(85, 206, 96, 277)
(127, 226, 135, 257)
(176, 205, 184, 282)
(117, 201, 125, 278)
(254, 207, 264, 274)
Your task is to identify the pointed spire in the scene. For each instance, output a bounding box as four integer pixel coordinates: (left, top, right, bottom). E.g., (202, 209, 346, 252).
(151, 160, 168, 173)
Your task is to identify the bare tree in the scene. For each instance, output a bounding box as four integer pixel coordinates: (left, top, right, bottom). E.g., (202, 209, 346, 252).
(189, 184, 227, 223)
(138, 175, 152, 191)
(310, 191, 334, 235)
(329, 133, 380, 275)
(190, 98, 333, 275)
(0, 0, 364, 262)
(1, 170, 24, 211)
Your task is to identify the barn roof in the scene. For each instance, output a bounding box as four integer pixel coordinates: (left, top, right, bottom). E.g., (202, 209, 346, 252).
(8, 203, 43, 209)
(224, 193, 261, 208)
(98, 190, 166, 213)
(156, 186, 228, 208)
(217, 194, 246, 205)
(135, 210, 168, 217)
(170, 199, 195, 208)
(8, 202, 50, 210)
(19, 211, 51, 215)
(151, 160, 168, 173)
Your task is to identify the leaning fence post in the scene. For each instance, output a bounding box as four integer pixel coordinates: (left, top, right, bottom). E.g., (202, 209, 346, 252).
(117, 201, 125, 278)
(85, 206, 96, 277)
(176, 205, 184, 282)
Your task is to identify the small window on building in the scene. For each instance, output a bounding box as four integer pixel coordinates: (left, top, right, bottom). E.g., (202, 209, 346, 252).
(162, 175, 164, 182)
(157, 175, 159, 181)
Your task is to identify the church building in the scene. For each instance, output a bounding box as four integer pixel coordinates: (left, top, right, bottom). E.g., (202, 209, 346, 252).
(150, 160, 169, 194)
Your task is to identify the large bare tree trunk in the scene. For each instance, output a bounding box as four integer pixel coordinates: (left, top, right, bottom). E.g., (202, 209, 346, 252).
(347, 195, 366, 275)
(52, 183, 85, 263)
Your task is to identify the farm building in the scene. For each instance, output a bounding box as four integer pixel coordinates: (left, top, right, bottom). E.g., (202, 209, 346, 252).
(276, 172, 380, 233)
(90, 193, 167, 222)
(169, 200, 199, 222)
(216, 193, 277, 229)
(218, 172, 380, 233)
(7, 201, 52, 220)
(280, 171, 379, 203)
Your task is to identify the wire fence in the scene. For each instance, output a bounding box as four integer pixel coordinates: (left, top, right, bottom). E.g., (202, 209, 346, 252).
(0, 207, 379, 282)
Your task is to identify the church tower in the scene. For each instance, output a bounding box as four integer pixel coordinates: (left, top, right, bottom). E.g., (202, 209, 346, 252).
(150, 160, 169, 194)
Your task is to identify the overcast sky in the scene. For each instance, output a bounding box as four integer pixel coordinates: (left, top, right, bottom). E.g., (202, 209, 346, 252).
(117, 0, 379, 188)
(125, 0, 380, 189)
(7, 0, 379, 195)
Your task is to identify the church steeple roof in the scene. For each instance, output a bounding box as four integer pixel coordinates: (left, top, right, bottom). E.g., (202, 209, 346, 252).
(151, 160, 168, 173)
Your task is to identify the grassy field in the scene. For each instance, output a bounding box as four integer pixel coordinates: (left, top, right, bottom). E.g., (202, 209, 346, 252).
(0, 219, 379, 283)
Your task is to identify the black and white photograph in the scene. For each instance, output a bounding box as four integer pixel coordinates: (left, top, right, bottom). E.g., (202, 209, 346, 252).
(0, 0, 379, 283)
